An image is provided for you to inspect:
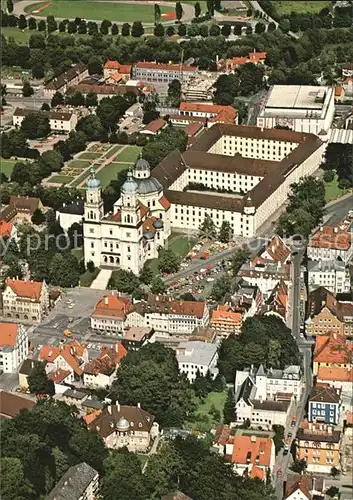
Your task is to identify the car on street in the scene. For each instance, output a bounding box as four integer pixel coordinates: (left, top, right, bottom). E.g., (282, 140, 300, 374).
(288, 432, 292, 438)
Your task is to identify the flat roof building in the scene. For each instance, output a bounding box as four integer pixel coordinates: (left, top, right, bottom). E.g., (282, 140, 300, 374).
(257, 85, 335, 135)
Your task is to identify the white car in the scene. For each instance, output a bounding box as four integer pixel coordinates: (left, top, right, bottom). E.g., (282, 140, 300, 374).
(206, 278, 215, 282)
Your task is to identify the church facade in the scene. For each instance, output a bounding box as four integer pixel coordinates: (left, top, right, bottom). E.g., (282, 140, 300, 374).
(83, 158, 171, 275)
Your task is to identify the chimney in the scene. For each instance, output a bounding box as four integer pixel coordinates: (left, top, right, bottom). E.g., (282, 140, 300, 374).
(334, 227, 338, 233)
(137, 402, 141, 409)
(250, 435, 256, 443)
(107, 405, 112, 415)
(319, 226, 323, 232)
(117, 403, 120, 412)
(104, 297, 108, 306)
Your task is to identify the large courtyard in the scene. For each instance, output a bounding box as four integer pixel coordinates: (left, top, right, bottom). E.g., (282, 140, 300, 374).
(46, 144, 141, 189)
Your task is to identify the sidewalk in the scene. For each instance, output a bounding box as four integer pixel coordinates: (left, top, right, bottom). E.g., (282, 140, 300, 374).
(90, 269, 112, 290)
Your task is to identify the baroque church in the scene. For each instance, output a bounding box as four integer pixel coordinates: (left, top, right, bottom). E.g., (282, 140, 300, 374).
(83, 156, 171, 274)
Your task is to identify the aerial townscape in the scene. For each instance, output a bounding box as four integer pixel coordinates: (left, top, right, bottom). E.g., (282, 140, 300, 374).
(1, 0, 353, 499)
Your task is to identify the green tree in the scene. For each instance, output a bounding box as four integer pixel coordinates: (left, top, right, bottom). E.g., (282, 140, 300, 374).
(31, 208, 46, 225)
(85, 92, 98, 108)
(49, 253, 80, 287)
(245, 25, 253, 35)
(178, 23, 186, 36)
(207, 0, 215, 15)
(218, 220, 233, 243)
(0, 457, 34, 500)
(199, 214, 217, 239)
(167, 79, 181, 107)
(142, 126, 187, 167)
(223, 388, 234, 424)
(290, 459, 307, 474)
(41, 103, 50, 112)
(200, 24, 209, 37)
(40, 150, 64, 173)
(88, 56, 103, 75)
(111, 23, 118, 35)
(121, 23, 130, 36)
(108, 269, 140, 294)
(18, 14, 27, 30)
(154, 3, 161, 23)
(28, 17, 37, 30)
(151, 274, 166, 294)
(28, 362, 55, 396)
(158, 248, 181, 274)
(209, 24, 221, 36)
(230, 245, 250, 276)
(154, 23, 165, 36)
(86, 260, 95, 273)
(330, 466, 340, 478)
(180, 292, 197, 301)
(131, 21, 144, 37)
(7, 0, 14, 13)
(20, 112, 50, 139)
(272, 425, 285, 454)
(22, 81, 34, 98)
(139, 263, 154, 284)
(194, 2, 201, 18)
(326, 486, 340, 498)
(210, 275, 232, 302)
(279, 18, 291, 33)
(255, 21, 266, 33)
(76, 114, 104, 141)
(51, 91, 64, 108)
(175, 1, 183, 22)
(221, 24, 231, 37)
(166, 25, 175, 37)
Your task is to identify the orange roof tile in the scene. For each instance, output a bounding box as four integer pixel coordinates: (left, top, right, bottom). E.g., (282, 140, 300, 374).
(209, 107, 238, 124)
(83, 409, 102, 425)
(0, 322, 19, 348)
(92, 295, 132, 319)
(142, 118, 166, 133)
(213, 424, 231, 447)
(0, 220, 13, 237)
(159, 196, 171, 210)
(232, 56, 250, 66)
(104, 61, 132, 74)
(248, 51, 267, 62)
(50, 369, 71, 384)
(40, 341, 86, 376)
(84, 342, 127, 376)
(335, 86, 344, 96)
(317, 366, 353, 383)
(143, 216, 158, 233)
(211, 306, 242, 325)
(108, 72, 124, 82)
(262, 235, 291, 263)
(249, 465, 266, 480)
(231, 435, 272, 467)
(6, 279, 43, 300)
(180, 102, 235, 115)
(136, 61, 196, 72)
(139, 202, 149, 218)
(309, 226, 351, 251)
(314, 333, 353, 364)
(184, 121, 204, 137)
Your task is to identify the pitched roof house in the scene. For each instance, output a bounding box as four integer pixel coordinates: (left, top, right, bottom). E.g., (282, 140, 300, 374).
(40, 340, 88, 382)
(313, 332, 353, 375)
(91, 295, 132, 333)
(46, 462, 99, 500)
(83, 342, 127, 388)
(228, 433, 275, 479)
(2, 279, 49, 323)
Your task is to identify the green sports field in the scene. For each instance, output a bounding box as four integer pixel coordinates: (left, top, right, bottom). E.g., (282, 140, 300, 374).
(25, 1, 171, 22)
(272, 1, 330, 15)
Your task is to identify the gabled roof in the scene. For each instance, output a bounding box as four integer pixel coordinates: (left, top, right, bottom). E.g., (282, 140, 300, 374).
(88, 404, 155, 437)
(142, 118, 166, 133)
(46, 462, 98, 500)
(314, 333, 353, 364)
(0, 390, 35, 418)
(131, 295, 206, 319)
(0, 220, 13, 237)
(92, 295, 132, 319)
(50, 369, 71, 384)
(249, 465, 266, 480)
(9, 195, 40, 214)
(309, 385, 341, 404)
(5, 279, 43, 300)
(213, 424, 231, 447)
(309, 225, 351, 251)
(40, 341, 86, 376)
(317, 366, 353, 383)
(135, 61, 196, 72)
(159, 195, 171, 210)
(0, 322, 19, 348)
(231, 435, 273, 467)
(84, 343, 127, 376)
(261, 235, 291, 263)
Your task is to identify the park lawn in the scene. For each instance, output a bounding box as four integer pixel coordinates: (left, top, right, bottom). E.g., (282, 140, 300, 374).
(49, 175, 74, 185)
(168, 233, 197, 257)
(80, 268, 100, 287)
(0, 159, 18, 178)
(103, 144, 124, 158)
(324, 175, 346, 202)
(2, 27, 31, 43)
(71, 247, 84, 261)
(25, 1, 170, 22)
(68, 160, 92, 168)
(272, 1, 330, 15)
(78, 152, 102, 160)
(97, 162, 130, 188)
(186, 391, 227, 433)
(114, 146, 142, 163)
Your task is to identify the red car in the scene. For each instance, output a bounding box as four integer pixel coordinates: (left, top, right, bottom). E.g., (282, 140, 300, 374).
(277, 470, 282, 477)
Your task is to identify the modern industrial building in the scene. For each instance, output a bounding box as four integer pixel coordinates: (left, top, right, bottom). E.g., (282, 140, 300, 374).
(256, 85, 335, 135)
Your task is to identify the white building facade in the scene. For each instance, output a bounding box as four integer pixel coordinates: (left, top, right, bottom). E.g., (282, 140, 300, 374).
(308, 259, 351, 294)
(0, 322, 28, 373)
(176, 341, 219, 382)
(13, 108, 78, 133)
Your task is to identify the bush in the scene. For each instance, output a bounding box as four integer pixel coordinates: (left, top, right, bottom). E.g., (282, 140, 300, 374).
(323, 170, 335, 183)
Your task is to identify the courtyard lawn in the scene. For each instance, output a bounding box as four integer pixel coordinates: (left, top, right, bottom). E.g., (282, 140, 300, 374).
(324, 175, 346, 202)
(103, 144, 125, 158)
(80, 268, 100, 287)
(49, 175, 74, 185)
(114, 146, 142, 164)
(25, 1, 170, 22)
(68, 160, 92, 169)
(186, 391, 227, 433)
(78, 152, 102, 160)
(1, 159, 17, 178)
(71, 247, 84, 261)
(168, 233, 197, 257)
(2, 27, 31, 43)
(97, 163, 130, 188)
(272, 1, 330, 15)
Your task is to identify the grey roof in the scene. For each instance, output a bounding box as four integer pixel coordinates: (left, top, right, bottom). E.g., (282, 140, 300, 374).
(137, 176, 163, 195)
(252, 399, 290, 412)
(81, 398, 104, 410)
(121, 172, 138, 194)
(143, 230, 155, 240)
(86, 167, 101, 189)
(176, 341, 218, 367)
(63, 389, 86, 400)
(46, 462, 98, 500)
(134, 156, 150, 171)
(257, 364, 266, 377)
(308, 258, 346, 273)
(18, 359, 44, 375)
(153, 219, 164, 229)
(58, 200, 84, 216)
(235, 376, 256, 405)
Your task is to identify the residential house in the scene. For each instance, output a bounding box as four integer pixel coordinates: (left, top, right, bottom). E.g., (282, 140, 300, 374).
(264, 280, 291, 326)
(0, 195, 43, 224)
(313, 332, 353, 375)
(284, 473, 325, 500)
(306, 287, 353, 338)
(230, 51, 267, 69)
(308, 385, 341, 425)
(210, 305, 242, 337)
(307, 225, 352, 264)
(90, 295, 132, 334)
(317, 366, 353, 400)
(56, 199, 84, 233)
(83, 342, 127, 388)
(44, 63, 89, 98)
(18, 358, 46, 390)
(178, 102, 238, 126)
(46, 462, 99, 500)
(121, 326, 154, 351)
(133, 62, 198, 84)
(238, 258, 291, 295)
(0, 220, 16, 240)
(2, 279, 49, 323)
(343, 77, 353, 95)
(140, 118, 167, 136)
(212, 424, 232, 455)
(40, 340, 88, 382)
(176, 341, 218, 382)
(88, 403, 159, 452)
(125, 295, 209, 335)
(307, 259, 351, 294)
(296, 421, 341, 473)
(67, 83, 141, 101)
(104, 60, 132, 80)
(0, 322, 28, 373)
(260, 235, 291, 264)
(227, 433, 275, 479)
(232, 284, 263, 320)
(0, 390, 35, 419)
(13, 108, 78, 133)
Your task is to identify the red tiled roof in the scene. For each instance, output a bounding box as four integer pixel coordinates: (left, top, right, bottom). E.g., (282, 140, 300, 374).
(209, 107, 238, 124)
(0, 322, 19, 348)
(84, 342, 127, 376)
(213, 424, 231, 446)
(133, 295, 207, 319)
(262, 235, 291, 263)
(104, 61, 132, 74)
(92, 295, 132, 319)
(284, 474, 312, 499)
(314, 333, 353, 364)
(142, 118, 166, 133)
(40, 341, 86, 376)
(335, 86, 344, 96)
(180, 102, 235, 115)
(184, 122, 204, 137)
(136, 62, 197, 72)
(6, 279, 43, 300)
(139, 202, 149, 218)
(232, 56, 250, 66)
(317, 366, 353, 383)
(0, 220, 13, 237)
(159, 196, 171, 210)
(249, 465, 266, 480)
(309, 226, 351, 251)
(231, 435, 273, 467)
(50, 369, 71, 384)
(248, 51, 267, 62)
